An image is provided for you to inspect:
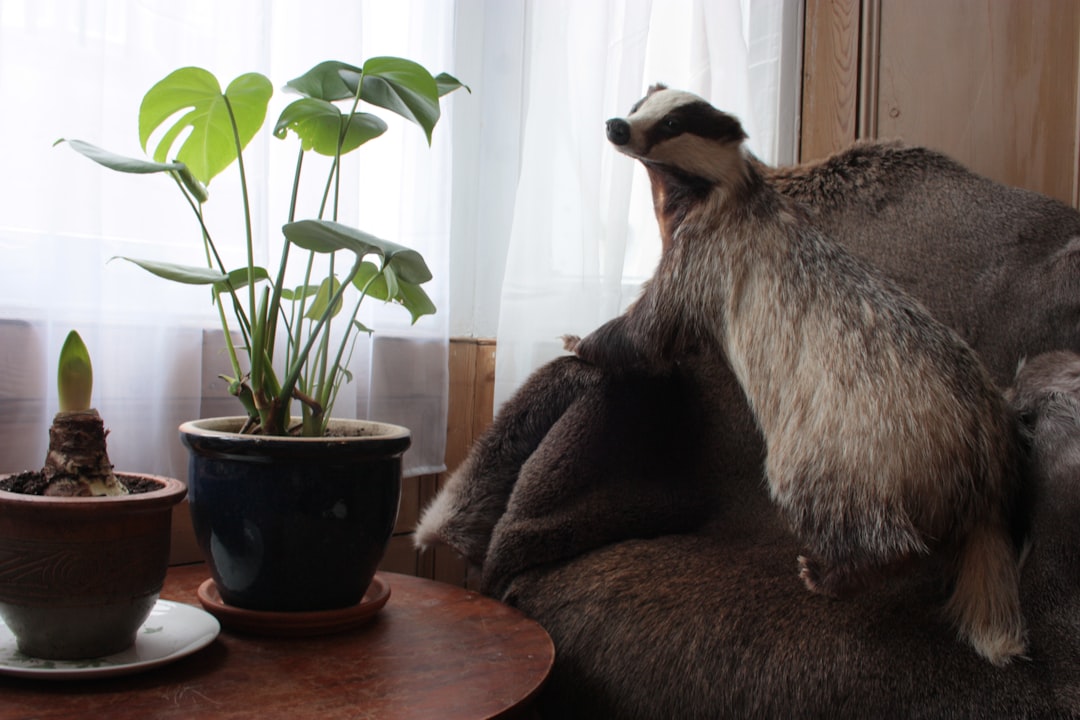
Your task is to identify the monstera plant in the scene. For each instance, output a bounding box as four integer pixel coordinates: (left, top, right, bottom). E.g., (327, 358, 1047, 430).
(60, 57, 466, 437)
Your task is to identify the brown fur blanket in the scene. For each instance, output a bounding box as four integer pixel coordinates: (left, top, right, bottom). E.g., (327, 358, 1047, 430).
(416, 142, 1080, 719)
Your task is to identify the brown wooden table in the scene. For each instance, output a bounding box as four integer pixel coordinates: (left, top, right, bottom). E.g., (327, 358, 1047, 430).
(1, 564, 555, 719)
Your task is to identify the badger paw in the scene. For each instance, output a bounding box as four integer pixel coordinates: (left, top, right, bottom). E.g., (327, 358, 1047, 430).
(798, 555, 852, 599)
(798, 555, 830, 595)
(799, 554, 889, 599)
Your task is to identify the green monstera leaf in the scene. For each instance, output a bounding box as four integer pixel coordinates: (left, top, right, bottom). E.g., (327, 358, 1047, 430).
(273, 98, 387, 156)
(282, 219, 433, 284)
(352, 261, 436, 324)
(112, 256, 229, 285)
(283, 220, 435, 325)
(283, 58, 450, 146)
(55, 138, 183, 174)
(139, 67, 272, 186)
(283, 60, 362, 102)
(435, 72, 470, 97)
(304, 277, 344, 321)
(357, 57, 441, 143)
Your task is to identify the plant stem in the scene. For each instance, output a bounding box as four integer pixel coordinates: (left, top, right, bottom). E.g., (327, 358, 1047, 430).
(265, 148, 305, 362)
(222, 96, 259, 346)
(312, 106, 356, 419)
(318, 269, 380, 433)
(171, 173, 249, 383)
(279, 256, 364, 421)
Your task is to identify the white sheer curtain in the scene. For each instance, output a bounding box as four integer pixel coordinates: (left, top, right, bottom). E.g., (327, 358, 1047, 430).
(0, 0, 454, 478)
(490, 0, 802, 409)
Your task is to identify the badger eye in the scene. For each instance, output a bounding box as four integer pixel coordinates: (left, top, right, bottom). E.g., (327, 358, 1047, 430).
(662, 117, 681, 134)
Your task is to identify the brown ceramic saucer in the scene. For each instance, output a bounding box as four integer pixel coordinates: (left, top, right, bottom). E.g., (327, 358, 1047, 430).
(196, 574, 390, 637)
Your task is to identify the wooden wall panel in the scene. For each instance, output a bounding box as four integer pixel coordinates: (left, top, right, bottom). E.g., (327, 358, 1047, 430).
(381, 534, 421, 576)
(874, 0, 1080, 204)
(802, 0, 1080, 205)
(471, 342, 497, 440)
(169, 501, 202, 565)
(379, 474, 434, 575)
(444, 340, 479, 474)
(800, 0, 861, 161)
(429, 338, 497, 588)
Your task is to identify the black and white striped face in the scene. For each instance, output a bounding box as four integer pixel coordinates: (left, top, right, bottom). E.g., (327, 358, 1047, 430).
(606, 86, 747, 184)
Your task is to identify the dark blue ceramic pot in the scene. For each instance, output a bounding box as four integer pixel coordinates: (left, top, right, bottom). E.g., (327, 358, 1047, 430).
(179, 417, 408, 612)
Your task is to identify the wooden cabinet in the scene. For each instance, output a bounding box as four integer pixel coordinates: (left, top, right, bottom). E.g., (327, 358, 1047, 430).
(802, 0, 1080, 206)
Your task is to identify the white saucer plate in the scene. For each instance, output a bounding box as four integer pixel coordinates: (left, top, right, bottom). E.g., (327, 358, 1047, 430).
(0, 600, 220, 680)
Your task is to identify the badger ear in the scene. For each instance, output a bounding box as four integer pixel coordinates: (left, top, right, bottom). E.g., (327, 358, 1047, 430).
(726, 114, 748, 144)
(647, 83, 668, 95)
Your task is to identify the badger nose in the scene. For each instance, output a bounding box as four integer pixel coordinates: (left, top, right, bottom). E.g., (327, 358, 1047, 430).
(606, 118, 631, 146)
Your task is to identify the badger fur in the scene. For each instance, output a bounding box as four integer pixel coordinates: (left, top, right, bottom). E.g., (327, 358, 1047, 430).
(568, 85, 1028, 665)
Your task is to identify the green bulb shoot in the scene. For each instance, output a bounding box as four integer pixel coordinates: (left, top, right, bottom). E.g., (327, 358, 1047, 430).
(58, 330, 93, 413)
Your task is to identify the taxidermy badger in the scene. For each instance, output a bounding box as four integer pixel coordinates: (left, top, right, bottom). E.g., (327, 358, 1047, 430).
(566, 85, 1027, 665)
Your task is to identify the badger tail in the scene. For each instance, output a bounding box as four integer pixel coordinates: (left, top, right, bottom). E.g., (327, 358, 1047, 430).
(944, 519, 1027, 665)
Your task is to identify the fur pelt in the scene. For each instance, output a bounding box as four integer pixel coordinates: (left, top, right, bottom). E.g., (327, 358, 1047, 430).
(418, 352, 762, 599)
(415, 139, 1080, 718)
(768, 141, 1080, 386)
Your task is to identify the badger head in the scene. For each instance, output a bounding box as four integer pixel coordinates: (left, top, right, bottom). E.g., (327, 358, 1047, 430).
(606, 84, 747, 186)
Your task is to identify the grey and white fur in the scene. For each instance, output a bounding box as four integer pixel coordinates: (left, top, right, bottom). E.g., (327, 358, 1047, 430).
(567, 85, 1028, 665)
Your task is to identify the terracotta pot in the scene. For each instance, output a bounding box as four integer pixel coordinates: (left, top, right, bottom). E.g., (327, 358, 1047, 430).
(179, 417, 408, 612)
(0, 473, 187, 659)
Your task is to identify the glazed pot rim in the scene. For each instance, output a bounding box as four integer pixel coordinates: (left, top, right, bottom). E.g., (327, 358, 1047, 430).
(179, 416, 411, 443)
(179, 416, 412, 459)
(0, 473, 187, 508)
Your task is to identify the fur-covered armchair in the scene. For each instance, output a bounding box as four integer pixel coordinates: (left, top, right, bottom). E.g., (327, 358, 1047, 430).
(417, 142, 1080, 719)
